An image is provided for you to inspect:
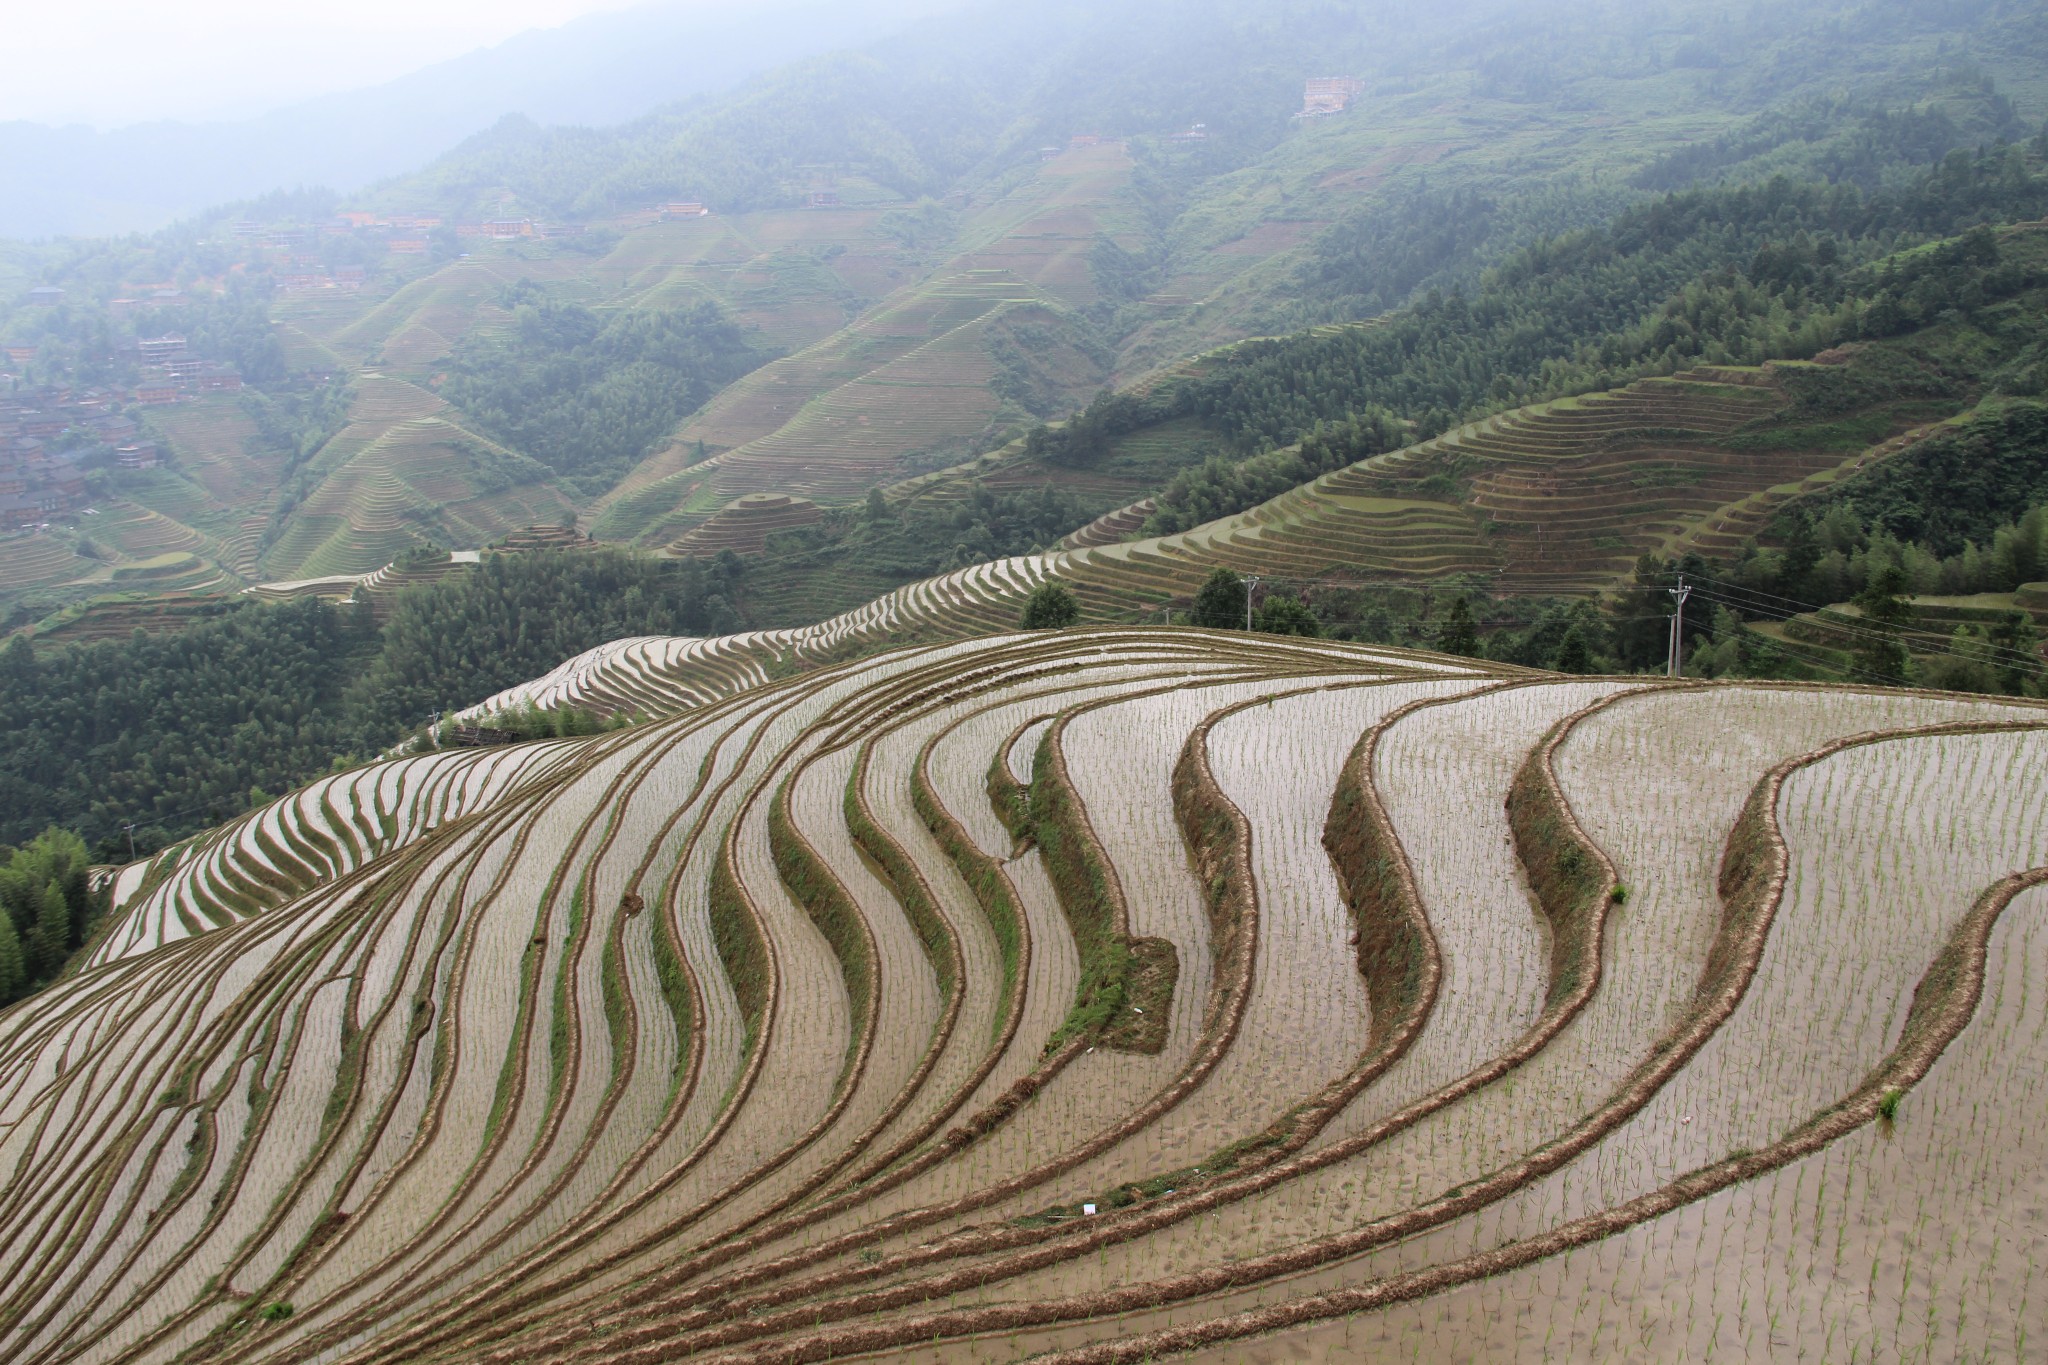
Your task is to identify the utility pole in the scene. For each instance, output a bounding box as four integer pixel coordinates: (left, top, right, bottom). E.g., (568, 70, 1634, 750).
(1667, 576, 1692, 678)
(1245, 574, 1261, 632)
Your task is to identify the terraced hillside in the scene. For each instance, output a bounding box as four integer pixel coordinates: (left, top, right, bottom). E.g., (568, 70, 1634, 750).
(1067, 367, 1912, 596)
(590, 145, 1143, 540)
(458, 365, 1934, 715)
(256, 376, 576, 581)
(9, 628, 2043, 1363)
(670, 494, 823, 557)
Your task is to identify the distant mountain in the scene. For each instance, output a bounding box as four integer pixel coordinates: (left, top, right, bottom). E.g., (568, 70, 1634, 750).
(0, 0, 964, 240)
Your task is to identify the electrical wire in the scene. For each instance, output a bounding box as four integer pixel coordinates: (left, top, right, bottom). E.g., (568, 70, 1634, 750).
(1665, 570, 2044, 662)
(1683, 584, 2048, 679)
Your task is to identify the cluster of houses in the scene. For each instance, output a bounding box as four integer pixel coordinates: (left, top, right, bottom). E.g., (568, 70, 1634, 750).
(218, 212, 589, 287)
(1297, 76, 1364, 117)
(234, 212, 442, 259)
(0, 389, 136, 527)
(3, 323, 246, 413)
(128, 334, 242, 405)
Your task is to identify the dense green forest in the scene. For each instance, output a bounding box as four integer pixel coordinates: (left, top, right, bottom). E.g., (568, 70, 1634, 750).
(0, 600, 370, 856)
(1289, 84, 2027, 329)
(442, 286, 764, 496)
(1141, 411, 1407, 535)
(355, 547, 745, 727)
(1001, 130, 2048, 549)
(1160, 138, 2048, 455)
(759, 483, 1094, 590)
(0, 829, 95, 1007)
(0, 550, 747, 856)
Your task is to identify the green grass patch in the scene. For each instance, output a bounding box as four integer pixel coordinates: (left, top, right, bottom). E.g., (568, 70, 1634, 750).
(1027, 722, 1135, 1055)
(913, 733, 1023, 1044)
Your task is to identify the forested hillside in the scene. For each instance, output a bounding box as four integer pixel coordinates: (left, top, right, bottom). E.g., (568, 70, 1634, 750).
(0, 550, 743, 855)
(440, 288, 765, 495)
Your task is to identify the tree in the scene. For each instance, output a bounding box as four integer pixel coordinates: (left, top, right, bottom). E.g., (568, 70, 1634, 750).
(1019, 580, 1080, 629)
(1553, 624, 1593, 673)
(1254, 594, 1321, 637)
(30, 878, 70, 980)
(1191, 568, 1248, 630)
(1989, 610, 2042, 696)
(1436, 596, 1479, 656)
(0, 912, 22, 1004)
(1852, 563, 1913, 684)
(0, 829, 92, 1000)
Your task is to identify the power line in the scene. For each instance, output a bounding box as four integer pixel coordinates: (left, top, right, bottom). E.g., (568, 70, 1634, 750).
(1667, 576, 1692, 679)
(1633, 565, 2045, 675)
(1684, 584, 2048, 678)
(1660, 570, 2046, 665)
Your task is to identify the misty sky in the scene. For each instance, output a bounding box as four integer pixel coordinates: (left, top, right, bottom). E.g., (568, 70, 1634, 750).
(5, 0, 656, 128)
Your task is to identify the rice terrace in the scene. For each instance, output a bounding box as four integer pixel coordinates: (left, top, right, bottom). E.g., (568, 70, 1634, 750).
(0, 621, 2037, 1361)
(6, 0, 2048, 1359)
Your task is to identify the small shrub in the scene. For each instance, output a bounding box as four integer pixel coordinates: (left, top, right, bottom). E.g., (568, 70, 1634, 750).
(1877, 1087, 1904, 1122)
(1610, 883, 1628, 904)
(258, 1302, 294, 1322)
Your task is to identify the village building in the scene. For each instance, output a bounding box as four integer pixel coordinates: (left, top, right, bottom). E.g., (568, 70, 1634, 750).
(659, 202, 710, 219)
(134, 382, 179, 406)
(805, 191, 842, 209)
(116, 444, 160, 470)
(27, 286, 65, 307)
(138, 335, 188, 363)
(388, 238, 430, 255)
(1298, 76, 1363, 117)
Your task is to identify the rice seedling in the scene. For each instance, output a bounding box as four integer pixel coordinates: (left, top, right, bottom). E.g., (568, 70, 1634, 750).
(0, 633, 2035, 1364)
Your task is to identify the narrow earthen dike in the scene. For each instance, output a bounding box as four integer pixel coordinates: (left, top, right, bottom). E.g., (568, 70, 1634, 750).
(655, 715, 2042, 1365)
